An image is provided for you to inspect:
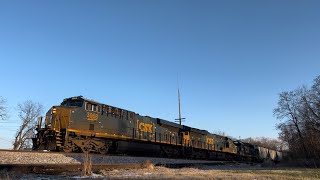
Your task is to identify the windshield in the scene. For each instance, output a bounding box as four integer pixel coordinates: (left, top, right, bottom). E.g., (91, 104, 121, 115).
(61, 99, 84, 107)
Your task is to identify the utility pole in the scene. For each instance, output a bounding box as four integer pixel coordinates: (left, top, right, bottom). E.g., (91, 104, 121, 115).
(175, 78, 185, 125)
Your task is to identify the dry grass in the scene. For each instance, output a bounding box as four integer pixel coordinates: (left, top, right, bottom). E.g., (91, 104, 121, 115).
(1, 162, 320, 179)
(99, 165, 320, 180)
(82, 151, 92, 176)
(277, 159, 320, 168)
(144, 159, 155, 172)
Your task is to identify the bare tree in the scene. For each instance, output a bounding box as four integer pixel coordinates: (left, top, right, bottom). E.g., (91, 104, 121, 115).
(274, 75, 320, 161)
(212, 129, 227, 136)
(242, 137, 285, 151)
(0, 96, 8, 120)
(13, 100, 43, 150)
(274, 89, 309, 158)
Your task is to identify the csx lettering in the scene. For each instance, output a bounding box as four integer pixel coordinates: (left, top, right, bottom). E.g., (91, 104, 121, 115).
(87, 112, 98, 121)
(139, 122, 153, 133)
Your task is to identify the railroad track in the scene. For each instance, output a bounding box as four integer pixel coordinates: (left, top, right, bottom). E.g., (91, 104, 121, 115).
(0, 161, 230, 175)
(0, 149, 86, 156)
(0, 149, 234, 173)
(0, 149, 233, 175)
(0, 149, 235, 162)
(0, 163, 147, 174)
(0, 149, 156, 157)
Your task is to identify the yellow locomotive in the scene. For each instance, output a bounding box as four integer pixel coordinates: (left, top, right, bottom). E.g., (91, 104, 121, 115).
(33, 96, 282, 162)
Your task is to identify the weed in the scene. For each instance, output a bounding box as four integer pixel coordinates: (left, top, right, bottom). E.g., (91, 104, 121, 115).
(82, 151, 92, 176)
(144, 159, 155, 172)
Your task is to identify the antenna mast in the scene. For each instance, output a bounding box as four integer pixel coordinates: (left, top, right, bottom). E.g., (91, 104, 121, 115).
(175, 77, 186, 125)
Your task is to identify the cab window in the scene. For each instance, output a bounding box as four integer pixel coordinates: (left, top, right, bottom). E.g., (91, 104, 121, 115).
(85, 102, 101, 113)
(61, 99, 83, 107)
(85, 102, 92, 111)
(92, 105, 97, 112)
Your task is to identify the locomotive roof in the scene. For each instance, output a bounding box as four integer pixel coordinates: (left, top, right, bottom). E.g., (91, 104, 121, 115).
(64, 96, 134, 112)
(189, 127, 209, 135)
(64, 96, 102, 105)
(65, 96, 211, 135)
(157, 118, 183, 129)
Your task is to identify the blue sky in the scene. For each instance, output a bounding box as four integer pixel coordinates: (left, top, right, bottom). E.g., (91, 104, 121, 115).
(0, 0, 320, 149)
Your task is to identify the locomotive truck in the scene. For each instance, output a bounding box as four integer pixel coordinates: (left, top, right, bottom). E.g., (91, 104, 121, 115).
(32, 96, 283, 162)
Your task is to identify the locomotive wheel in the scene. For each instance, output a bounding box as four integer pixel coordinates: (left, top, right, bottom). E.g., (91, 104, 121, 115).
(98, 146, 108, 155)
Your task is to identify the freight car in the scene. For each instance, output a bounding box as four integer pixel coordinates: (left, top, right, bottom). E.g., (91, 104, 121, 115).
(233, 141, 284, 162)
(32, 96, 282, 162)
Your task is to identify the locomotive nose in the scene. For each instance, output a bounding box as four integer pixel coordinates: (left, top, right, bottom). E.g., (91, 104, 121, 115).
(43, 107, 56, 129)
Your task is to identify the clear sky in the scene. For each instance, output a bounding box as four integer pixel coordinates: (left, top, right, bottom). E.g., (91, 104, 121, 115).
(0, 0, 320, 149)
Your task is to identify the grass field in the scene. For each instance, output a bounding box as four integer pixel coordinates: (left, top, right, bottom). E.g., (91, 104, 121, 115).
(100, 165, 320, 180)
(1, 163, 320, 179)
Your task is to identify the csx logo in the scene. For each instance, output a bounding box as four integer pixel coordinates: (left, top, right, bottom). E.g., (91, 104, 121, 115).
(139, 122, 153, 133)
(87, 112, 98, 121)
(207, 138, 214, 145)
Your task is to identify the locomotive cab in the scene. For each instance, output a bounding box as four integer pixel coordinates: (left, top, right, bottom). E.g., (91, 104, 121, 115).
(44, 97, 84, 131)
(32, 96, 85, 151)
(33, 96, 112, 153)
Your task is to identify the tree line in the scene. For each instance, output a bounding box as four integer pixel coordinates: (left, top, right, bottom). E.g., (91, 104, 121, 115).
(274, 75, 320, 160)
(0, 97, 42, 150)
(242, 137, 285, 151)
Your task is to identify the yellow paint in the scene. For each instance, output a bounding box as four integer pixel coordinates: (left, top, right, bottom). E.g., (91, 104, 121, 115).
(53, 107, 71, 132)
(67, 128, 237, 154)
(68, 128, 174, 145)
(182, 132, 190, 146)
(138, 122, 153, 133)
(207, 137, 214, 145)
(67, 128, 131, 139)
(87, 112, 98, 121)
(67, 129, 81, 133)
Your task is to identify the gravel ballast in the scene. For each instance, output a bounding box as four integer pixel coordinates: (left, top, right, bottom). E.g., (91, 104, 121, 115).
(0, 151, 222, 165)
